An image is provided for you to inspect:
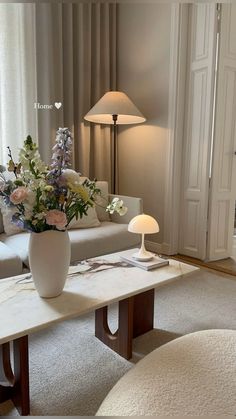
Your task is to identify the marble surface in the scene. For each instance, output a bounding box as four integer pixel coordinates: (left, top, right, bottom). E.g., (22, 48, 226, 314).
(0, 249, 199, 344)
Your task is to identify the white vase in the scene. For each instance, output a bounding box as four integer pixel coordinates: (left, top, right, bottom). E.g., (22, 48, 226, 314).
(29, 230, 71, 298)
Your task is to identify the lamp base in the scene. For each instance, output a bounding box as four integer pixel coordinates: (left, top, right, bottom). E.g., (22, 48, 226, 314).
(132, 250, 155, 261)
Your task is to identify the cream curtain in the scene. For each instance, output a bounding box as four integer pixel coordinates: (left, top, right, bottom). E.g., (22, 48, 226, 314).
(0, 3, 37, 164)
(0, 3, 117, 187)
(36, 3, 117, 186)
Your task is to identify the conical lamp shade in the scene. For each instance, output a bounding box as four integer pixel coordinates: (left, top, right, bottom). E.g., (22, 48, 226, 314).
(84, 91, 146, 125)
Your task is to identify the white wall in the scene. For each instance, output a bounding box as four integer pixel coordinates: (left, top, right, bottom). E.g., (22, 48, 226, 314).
(117, 3, 172, 244)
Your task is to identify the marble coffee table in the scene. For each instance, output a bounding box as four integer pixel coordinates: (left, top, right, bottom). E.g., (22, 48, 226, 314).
(0, 249, 198, 415)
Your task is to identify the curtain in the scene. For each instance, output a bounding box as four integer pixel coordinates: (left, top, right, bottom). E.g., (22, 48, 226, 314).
(0, 3, 37, 164)
(35, 3, 117, 185)
(0, 3, 117, 188)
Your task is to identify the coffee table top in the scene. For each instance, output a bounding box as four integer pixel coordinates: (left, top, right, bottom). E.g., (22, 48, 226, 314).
(0, 249, 198, 344)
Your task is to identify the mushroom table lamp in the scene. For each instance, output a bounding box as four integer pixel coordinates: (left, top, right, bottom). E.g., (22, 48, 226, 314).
(128, 214, 160, 261)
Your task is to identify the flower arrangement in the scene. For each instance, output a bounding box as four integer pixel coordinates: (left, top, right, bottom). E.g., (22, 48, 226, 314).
(0, 128, 127, 233)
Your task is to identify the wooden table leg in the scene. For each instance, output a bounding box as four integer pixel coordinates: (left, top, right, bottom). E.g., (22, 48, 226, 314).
(133, 289, 154, 338)
(95, 297, 134, 359)
(95, 289, 155, 359)
(0, 336, 30, 416)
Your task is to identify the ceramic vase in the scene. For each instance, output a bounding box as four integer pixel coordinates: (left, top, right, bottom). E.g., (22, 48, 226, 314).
(29, 230, 71, 298)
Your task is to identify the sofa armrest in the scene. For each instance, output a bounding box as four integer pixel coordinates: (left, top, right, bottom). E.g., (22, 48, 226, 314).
(109, 194, 143, 224)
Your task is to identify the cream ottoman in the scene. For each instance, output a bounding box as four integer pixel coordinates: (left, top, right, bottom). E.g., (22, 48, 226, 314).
(96, 329, 236, 416)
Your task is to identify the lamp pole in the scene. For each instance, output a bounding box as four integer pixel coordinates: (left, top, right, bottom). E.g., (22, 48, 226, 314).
(84, 91, 146, 195)
(112, 114, 118, 194)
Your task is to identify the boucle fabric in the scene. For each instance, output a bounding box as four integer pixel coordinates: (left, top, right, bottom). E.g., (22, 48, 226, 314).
(97, 329, 236, 416)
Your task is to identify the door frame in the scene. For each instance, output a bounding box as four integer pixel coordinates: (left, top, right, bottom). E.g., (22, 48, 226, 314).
(162, 3, 189, 255)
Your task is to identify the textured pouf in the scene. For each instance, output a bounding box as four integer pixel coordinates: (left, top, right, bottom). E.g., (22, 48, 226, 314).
(96, 329, 236, 416)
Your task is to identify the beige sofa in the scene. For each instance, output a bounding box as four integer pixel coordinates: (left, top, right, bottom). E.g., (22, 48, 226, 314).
(0, 181, 142, 279)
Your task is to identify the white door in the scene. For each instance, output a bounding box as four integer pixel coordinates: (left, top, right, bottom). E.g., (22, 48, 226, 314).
(207, 4, 236, 261)
(179, 4, 217, 259)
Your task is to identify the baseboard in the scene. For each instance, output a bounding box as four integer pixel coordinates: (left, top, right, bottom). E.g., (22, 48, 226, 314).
(233, 236, 236, 248)
(231, 236, 236, 259)
(145, 240, 163, 254)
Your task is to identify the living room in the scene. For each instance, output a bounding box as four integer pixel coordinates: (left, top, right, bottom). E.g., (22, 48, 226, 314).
(0, 1, 236, 417)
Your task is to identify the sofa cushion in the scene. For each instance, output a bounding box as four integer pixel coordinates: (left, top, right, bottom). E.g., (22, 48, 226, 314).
(68, 221, 140, 262)
(0, 210, 3, 234)
(0, 205, 22, 236)
(0, 241, 23, 279)
(0, 171, 22, 235)
(67, 206, 100, 229)
(0, 232, 30, 267)
(1, 222, 140, 268)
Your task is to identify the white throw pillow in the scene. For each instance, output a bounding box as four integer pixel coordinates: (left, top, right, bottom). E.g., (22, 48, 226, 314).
(0, 172, 23, 235)
(0, 209, 4, 233)
(67, 206, 100, 229)
(95, 181, 110, 222)
(79, 177, 110, 222)
(0, 205, 22, 236)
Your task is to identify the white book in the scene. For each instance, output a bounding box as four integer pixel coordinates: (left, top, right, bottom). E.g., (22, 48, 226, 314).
(120, 249, 169, 271)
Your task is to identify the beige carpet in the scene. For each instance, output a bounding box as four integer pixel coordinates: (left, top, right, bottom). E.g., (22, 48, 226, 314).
(1, 268, 236, 416)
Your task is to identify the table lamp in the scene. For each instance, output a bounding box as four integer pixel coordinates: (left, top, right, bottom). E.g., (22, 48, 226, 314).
(128, 214, 159, 261)
(84, 91, 146, 194)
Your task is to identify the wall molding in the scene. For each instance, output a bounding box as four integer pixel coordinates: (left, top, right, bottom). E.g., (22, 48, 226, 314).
(206, 3, 236, 260)
(163, 3, 189, 255)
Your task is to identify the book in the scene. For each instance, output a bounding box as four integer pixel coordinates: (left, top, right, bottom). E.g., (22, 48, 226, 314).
(120, 249, 169, 271)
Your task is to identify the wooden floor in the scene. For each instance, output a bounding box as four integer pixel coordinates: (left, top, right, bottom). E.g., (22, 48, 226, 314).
(172, 254, 236, 277)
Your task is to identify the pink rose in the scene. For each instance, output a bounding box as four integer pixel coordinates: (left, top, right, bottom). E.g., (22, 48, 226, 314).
(10, 187, 28, 204)
(46, 210, 67, 230)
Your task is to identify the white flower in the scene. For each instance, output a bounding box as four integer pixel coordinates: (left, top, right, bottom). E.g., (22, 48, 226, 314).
(34, 212, 46, 220)
(0, 129, 127, 233)
(106, 198, 128, 216)
(117, 205, 128, 216)
(23, 190, 37, 219)
(61, 169, 80, 185)
(26, 189, 36, 205)
(24, 207, 33, 220)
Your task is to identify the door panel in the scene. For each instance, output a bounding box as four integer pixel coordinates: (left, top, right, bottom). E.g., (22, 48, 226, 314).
(179, 4, 217, 259)
(207, 4, 236, 260)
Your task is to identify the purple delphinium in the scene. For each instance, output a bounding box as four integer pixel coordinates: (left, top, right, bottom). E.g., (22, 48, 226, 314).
(50, 128, 73, 175)
(11, 213, 25, 230)
(47, 128, 73, 195)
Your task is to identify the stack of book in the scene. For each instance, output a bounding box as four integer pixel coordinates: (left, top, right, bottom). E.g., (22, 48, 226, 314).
(120, 249, 169, 271)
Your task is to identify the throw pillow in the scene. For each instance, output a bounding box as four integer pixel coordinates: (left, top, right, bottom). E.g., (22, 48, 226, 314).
(95, 181, 110, 222)
(0, 171, 22, 235)
(0, 209, 4, 233)
(0, 205, 22, 236)
(67, 206, 100, 229)
(79, 177, 110, 222)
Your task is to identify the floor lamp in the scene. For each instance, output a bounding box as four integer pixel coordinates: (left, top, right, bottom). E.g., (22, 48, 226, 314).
(84, 91, 146, 194)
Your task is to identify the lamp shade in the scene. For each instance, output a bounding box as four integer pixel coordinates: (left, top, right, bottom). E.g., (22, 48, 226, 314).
(128, 214, 159, 234)
(84, 91, 146, 125)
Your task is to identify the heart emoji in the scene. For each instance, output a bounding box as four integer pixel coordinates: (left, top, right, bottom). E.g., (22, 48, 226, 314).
(55, 102, 62, 109)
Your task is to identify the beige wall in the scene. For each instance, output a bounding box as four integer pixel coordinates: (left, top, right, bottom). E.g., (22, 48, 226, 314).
(117, 3, 172, 244)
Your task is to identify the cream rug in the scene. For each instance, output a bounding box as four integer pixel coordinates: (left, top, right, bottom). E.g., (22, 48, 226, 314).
(1, 268, 236, 416)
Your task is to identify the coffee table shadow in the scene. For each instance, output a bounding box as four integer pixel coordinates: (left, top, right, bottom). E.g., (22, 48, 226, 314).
(132, 328, 181, 363)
